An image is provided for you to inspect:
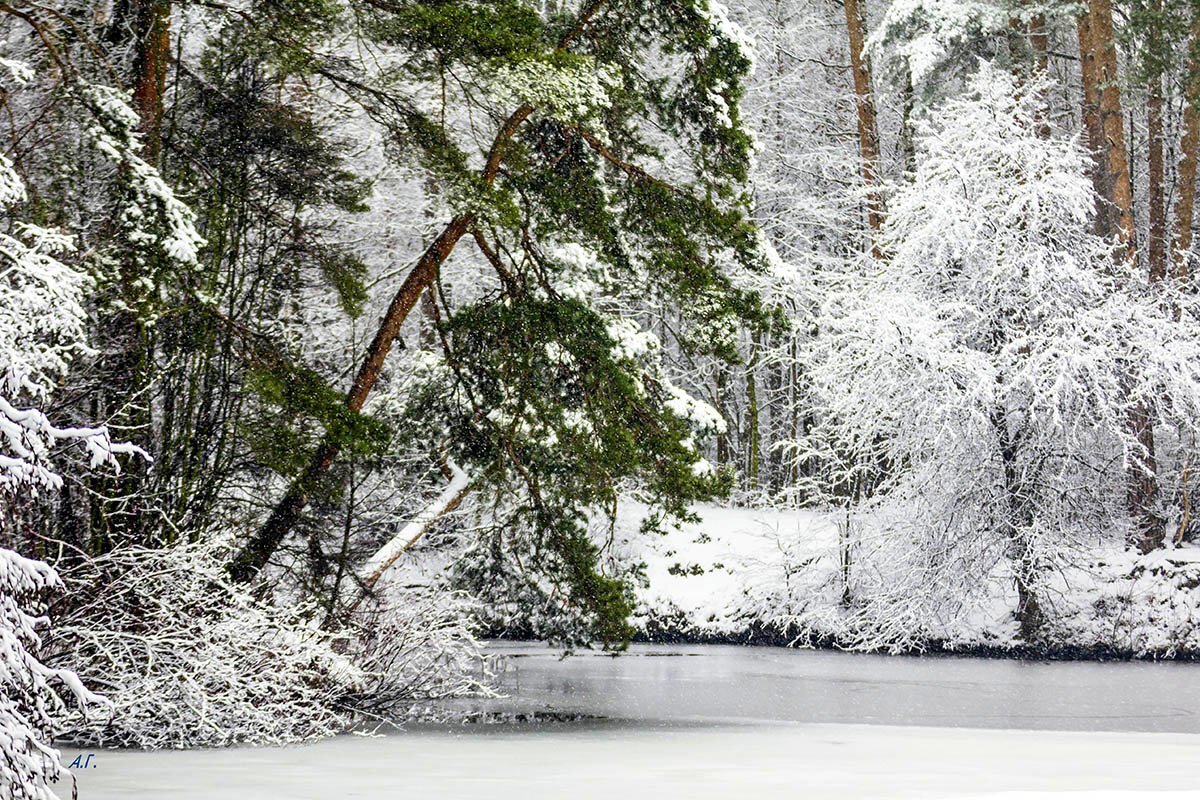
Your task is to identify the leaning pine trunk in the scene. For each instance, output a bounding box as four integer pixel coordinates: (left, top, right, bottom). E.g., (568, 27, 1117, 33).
(229, 91, 540, 582)
(228, 213, 476, 582)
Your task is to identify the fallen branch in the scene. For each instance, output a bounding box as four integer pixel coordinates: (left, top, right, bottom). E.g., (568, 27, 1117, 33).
(357, 461, 473, 593)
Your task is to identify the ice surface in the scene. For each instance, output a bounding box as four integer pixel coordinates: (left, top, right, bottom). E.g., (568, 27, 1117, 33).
(68, 642, 1200, 799)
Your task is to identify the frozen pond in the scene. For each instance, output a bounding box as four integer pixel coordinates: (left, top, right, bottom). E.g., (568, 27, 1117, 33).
(69, 642, 1200, 799)
(469, 641, 1200, 732)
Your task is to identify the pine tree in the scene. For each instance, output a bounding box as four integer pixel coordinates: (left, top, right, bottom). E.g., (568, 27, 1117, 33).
(222, 0, 767, 642)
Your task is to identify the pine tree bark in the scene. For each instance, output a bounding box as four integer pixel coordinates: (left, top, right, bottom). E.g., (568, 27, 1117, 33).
(1175, 103, 1200, 281)
(1082, 0, 1162, 551)
(1078, 10, 1108, 223)
(842, 0, 885, 252)
(1028, 12, 1049, 75)
(130, 0, 171, 163)
(1148, 75, 1167, 281)
(1086, 0, 1137, 257)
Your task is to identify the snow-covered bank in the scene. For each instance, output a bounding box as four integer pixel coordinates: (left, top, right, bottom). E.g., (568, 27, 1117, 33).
(601, 502, 1200, 657)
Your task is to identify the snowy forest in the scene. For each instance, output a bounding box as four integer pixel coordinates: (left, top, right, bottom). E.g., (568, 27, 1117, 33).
(4, 0, 1200, 796)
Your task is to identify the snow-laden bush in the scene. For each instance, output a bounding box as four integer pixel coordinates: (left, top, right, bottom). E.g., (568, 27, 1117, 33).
(793, 64, 1200, 650)
(49, 539, 363, 749)
(350, 583, 489, 720)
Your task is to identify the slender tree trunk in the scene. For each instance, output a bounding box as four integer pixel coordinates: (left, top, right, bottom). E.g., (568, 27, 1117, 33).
(715, 365, 731, 466)
(745, 333, 761, 490)
(1147, 1, 1167, 282)
(842, 0, 885, 252)
(1026, 8, 1052, 139)
(1173, 12, 1200, 282)
(419, 177, 442, 351)
(899, 68, 916, 175)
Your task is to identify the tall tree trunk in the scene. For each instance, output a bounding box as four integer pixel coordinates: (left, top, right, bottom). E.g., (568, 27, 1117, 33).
(1078, 10, 1109, 225)
(130, 0, 171, 164)
(1083, 0, 1162, 551)
(1173, 11, 1200, 282)
(842, 0, 885, 252)
(1148, 75, 1167, 281)
(1147, 0, 1167, 282)
(1086, 0, 1137, 257)
(87, 0, 173, 553)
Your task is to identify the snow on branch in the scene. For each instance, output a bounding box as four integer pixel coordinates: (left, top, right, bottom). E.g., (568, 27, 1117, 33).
(1, 548, 108, 800)
(360, 460, 473, 591)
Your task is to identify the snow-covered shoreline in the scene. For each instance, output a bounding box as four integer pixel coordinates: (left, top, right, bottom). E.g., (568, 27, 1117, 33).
(581, 501, 1200, 660)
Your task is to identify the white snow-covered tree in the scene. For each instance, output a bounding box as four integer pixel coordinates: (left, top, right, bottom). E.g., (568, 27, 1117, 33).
(0, 65, 159, 799)
(798, 63, 1200, 648)
(0, 548, 105, 800)
(0, 164, 102, 800)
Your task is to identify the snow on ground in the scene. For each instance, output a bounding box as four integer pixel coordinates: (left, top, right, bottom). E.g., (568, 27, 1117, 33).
(608, 500, 1200, 654)
(66, 724, 1200, 800)
(611, 500, 841, 636)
